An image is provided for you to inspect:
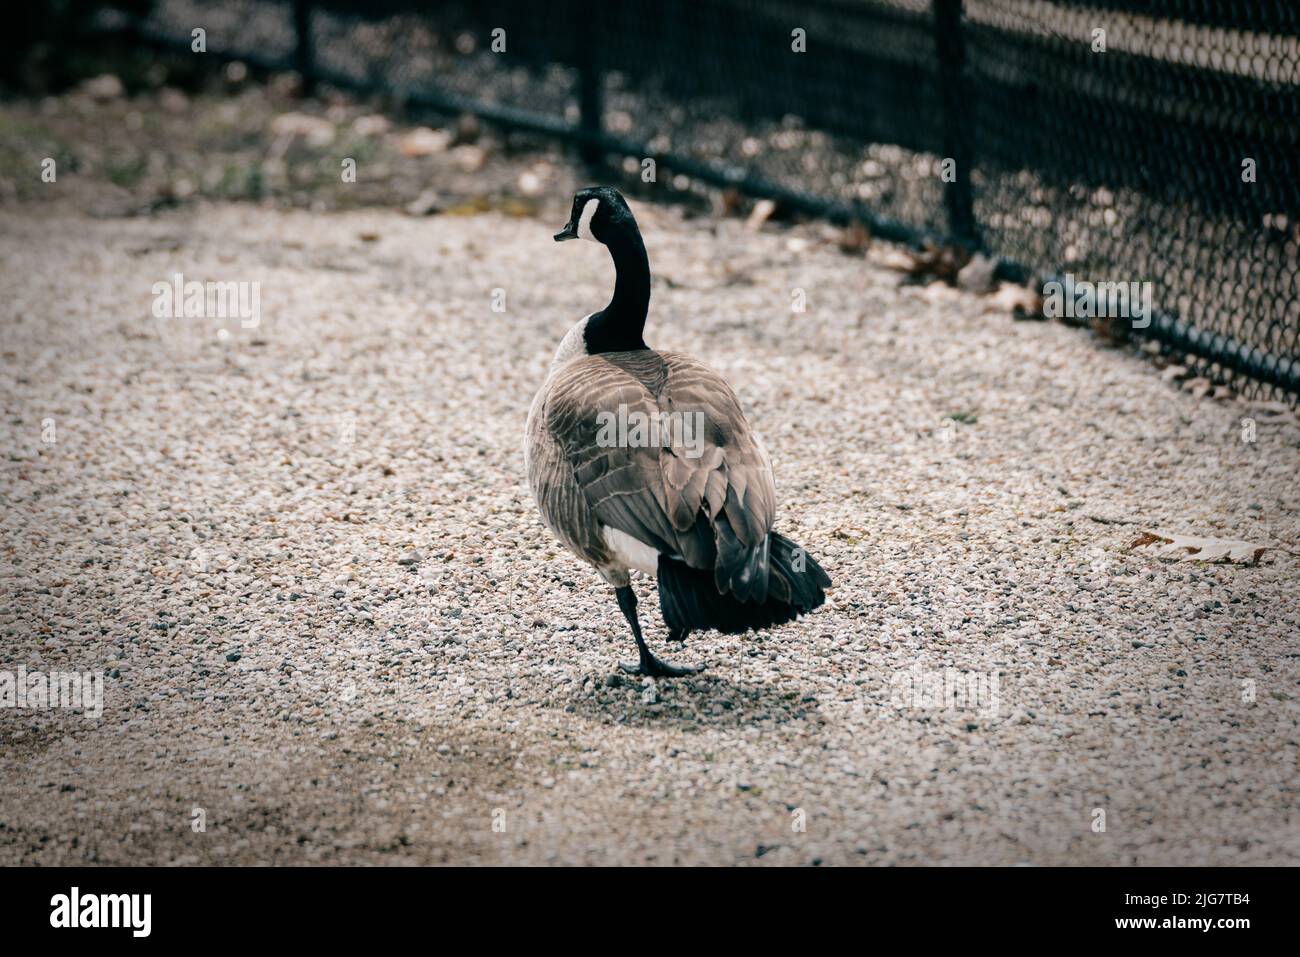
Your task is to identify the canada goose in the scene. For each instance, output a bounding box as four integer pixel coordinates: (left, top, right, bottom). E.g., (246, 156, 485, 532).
(525, 186, 831, 677)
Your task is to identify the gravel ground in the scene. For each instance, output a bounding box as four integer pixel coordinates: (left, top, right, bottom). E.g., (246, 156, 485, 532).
(1, 200, 1297, 866)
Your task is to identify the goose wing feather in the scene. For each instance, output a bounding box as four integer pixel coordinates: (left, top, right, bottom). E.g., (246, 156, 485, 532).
(540, 350, 776, 594)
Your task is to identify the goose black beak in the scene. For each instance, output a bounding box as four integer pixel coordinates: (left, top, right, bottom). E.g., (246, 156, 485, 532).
(553, 222, 578, 242)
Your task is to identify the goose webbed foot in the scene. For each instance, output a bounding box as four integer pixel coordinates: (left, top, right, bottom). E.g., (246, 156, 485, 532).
(614, 585, 702, 679)
(619, 651, 704, 678)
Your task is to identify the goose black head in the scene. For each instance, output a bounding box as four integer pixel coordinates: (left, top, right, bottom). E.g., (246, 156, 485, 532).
(553, 186, 650, 352)
(554, 186, 638, 245)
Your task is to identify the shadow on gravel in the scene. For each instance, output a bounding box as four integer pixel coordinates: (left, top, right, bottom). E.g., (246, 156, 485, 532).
(560, 673, 822, 730)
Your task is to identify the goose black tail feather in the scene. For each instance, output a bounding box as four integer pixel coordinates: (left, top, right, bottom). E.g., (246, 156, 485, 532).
(657, 532, 831, 635)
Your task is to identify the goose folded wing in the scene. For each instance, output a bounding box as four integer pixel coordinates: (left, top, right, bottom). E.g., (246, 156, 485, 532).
(545, 354, 776, 586)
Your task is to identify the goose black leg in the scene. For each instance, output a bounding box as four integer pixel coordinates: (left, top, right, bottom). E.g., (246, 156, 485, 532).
(666, 627, 690, 643)
(614, 586, 703, 677)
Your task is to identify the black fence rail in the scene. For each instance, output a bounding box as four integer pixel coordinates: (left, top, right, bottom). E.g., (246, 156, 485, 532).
(102, 0, 1300, 403)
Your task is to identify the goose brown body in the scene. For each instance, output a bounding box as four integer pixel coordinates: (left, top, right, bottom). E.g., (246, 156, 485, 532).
(525, 348, 776, 599)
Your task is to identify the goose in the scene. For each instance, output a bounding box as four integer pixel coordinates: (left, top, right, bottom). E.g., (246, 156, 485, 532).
(525, 186, 831, 677)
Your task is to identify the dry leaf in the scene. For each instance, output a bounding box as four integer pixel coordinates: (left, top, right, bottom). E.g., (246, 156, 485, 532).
(837, 220, 871, 255)
(1128, 530, 1272, 566)
(957, 253, 998, 294)
(1090, 314, 1129, 345)
(895, 242, 971, 284)
(718, 188, 744, 218)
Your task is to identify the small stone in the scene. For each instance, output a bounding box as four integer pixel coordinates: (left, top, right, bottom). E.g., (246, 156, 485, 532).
(405, 190, 442, 217)
(81, 74, 124, 101)
(399, 127, 450, 157)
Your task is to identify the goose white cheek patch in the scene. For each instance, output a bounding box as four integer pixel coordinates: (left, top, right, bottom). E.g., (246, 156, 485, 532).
(577, 198, 600, 241)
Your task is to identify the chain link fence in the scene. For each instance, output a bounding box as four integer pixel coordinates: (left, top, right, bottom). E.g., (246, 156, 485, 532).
(97, 0, 1300, 404)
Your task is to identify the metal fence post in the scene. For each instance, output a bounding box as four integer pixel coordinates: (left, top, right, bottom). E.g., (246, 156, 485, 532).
(577, 0, 604, 166)
(933, 0, 976, 244)
(294, 0, 315, 96)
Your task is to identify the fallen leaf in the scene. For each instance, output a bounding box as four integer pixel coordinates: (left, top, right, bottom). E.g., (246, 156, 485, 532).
(893, 242, 971, 285)
(1090, 314, 1129, 345)
(874, 247, 917, 272)
(837, 220, 871, 255)
(957, 253, 998, 293)
(1128, 530, 1272, 566)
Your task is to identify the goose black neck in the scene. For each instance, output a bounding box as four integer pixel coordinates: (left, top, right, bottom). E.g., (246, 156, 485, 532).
(584, 228, 650, 354)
